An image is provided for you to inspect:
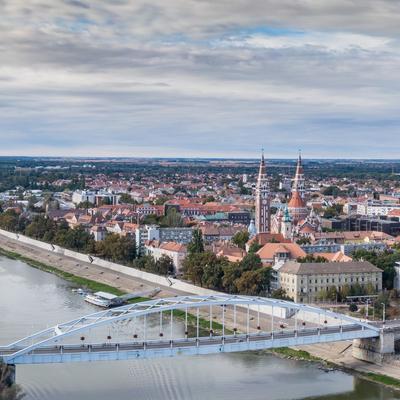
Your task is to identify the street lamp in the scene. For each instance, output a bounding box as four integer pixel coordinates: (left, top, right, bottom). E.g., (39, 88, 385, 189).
(381, 302, 386, 324)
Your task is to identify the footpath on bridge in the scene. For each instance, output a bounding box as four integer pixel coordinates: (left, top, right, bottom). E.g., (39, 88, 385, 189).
(1, 232, 400, 384)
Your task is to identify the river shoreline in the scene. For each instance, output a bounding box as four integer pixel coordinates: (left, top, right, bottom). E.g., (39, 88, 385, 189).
(1, 235, 400, 393)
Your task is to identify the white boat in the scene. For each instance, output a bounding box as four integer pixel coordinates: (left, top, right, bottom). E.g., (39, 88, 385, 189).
(84, 291, 118, 308)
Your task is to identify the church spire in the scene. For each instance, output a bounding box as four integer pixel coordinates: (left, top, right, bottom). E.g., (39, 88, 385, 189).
(292, 150, 305, 199)
(259, 148, 266, 176)
(255, 149, 271, 234)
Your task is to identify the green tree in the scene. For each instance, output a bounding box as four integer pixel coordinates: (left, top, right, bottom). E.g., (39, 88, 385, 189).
(352, 249, 399, 290)
(161, 208, 184, 227)
(77, 201, 95, 209)
(296, 237, 311, 245)
(155, 254, 174, 275)
(119, 193, 137, 204)
(248, 242, 262, 254)
(222, 262, 242, 293)
(187, 229, 204, 254)
(297, 254, 328, 263)
(231, 230, 250, 249)
(234, 268, 271, 296)
(271, 288, 292, 301)
(142, 214, 161, 225)
(0, 210, 19, 232)
(95, 234, 136, 264)
(239, 253, 263, 271)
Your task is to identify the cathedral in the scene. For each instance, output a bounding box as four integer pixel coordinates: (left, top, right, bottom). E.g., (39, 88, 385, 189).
(249, 152, 321, 239)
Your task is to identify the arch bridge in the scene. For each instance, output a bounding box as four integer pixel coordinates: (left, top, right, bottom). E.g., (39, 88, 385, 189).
(0, 294, 380, 365)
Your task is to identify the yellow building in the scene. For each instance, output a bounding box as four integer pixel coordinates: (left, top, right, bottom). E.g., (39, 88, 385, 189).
(279, 261, 382, 303)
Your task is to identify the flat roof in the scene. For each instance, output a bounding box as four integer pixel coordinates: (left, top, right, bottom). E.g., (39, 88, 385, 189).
(94, 291, 118, 300)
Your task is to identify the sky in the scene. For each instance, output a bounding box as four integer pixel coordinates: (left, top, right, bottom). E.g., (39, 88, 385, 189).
(1, 0, 400, 159)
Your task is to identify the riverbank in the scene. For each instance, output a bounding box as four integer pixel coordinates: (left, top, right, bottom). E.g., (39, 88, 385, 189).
(268, 346, 400, 392)
(1, 234, 400, 392)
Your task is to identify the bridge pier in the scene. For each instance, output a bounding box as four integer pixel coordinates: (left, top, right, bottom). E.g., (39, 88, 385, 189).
(352, 330, 395, 365)
(0, 362, 16, 388)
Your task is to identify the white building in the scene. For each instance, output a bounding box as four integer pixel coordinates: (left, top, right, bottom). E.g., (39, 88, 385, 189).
(145, 241, 187, 274)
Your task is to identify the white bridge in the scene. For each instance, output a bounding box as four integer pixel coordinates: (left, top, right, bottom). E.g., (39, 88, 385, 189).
(0, 294, 380, 365)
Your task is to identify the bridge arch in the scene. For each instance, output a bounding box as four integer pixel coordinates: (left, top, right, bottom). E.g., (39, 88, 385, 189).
(1, 294, 379, 364)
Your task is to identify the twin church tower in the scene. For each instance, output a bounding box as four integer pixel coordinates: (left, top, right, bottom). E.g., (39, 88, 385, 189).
(254, 151, 306, 236)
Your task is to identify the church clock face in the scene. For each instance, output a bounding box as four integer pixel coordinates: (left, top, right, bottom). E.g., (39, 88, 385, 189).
(262, 199, 267, 205)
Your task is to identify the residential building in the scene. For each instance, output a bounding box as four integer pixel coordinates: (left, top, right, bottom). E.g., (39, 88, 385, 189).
(144, 240, 187, 274)
(256, 242, 306, 265)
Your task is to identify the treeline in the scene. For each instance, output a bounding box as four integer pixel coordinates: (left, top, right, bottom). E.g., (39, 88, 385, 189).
(0, 211, 136, 265)
(182, 230, 271, 296)
(352, 249, 400, 290)
(316, 282, 377, 302)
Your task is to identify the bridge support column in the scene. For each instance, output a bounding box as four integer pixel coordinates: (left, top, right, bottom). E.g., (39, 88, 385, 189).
(0, 363, 16, 388)
(352, 331, 395, 365)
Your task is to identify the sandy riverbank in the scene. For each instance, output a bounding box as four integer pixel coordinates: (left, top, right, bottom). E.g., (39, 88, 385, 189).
(1, 233, 400, 385)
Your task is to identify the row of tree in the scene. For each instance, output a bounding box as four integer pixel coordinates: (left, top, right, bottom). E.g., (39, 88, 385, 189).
(316, 282, 377, 302)
(0, 211, 137, 265)
(182, 230, 271, 296)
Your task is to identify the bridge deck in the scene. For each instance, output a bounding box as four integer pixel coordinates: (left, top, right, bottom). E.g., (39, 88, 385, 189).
(1, 324, 378, 365)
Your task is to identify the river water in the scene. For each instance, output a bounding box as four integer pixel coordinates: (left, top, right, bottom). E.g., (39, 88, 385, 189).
(1, 255, 399, 400)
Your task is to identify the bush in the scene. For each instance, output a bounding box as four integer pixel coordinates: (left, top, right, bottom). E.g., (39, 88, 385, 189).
(349, 303, 358, 312)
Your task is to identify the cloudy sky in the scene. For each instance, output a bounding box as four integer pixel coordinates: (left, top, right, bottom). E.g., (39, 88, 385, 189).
(1, 0, 400, 158)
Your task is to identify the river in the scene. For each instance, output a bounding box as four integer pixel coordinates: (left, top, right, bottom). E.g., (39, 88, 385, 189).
(1, 255, 399, 400)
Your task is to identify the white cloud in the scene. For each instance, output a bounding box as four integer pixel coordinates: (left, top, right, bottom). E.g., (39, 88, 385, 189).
(0, 0, 399, 157)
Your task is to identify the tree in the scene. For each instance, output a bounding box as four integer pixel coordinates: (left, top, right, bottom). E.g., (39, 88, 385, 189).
(187, 229, 204, 254)
(155, 254, 174, 275)
(352, 249, 399, 290)
(203, 262, 224, 290)
(119, 193, 137, 204)
(248, 242, 262, 254)
(323, 204, 343, 219)
(326, 286, 339, 302)
(322, 186, 342, 197)
(239, 253, 263, 271)
(231, 230, 250, 249)
(222, 262, 242, 293)
(340, 284, 351, 300)
(161, 208, 184, 227)
(271, 288, 292, 301)
(349, 303, 358, 312)
(25, 215, 56, 240)
(77, 201, 95, 209)
(297, 254, 328, 263)
(234, 268, 271, 296)
(95, 234, 136, 264)
(142, 214, 161, 225)
(0, 210, 19, 232)
(296, 237, 311, 245)
(182, 251, 227, 288)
